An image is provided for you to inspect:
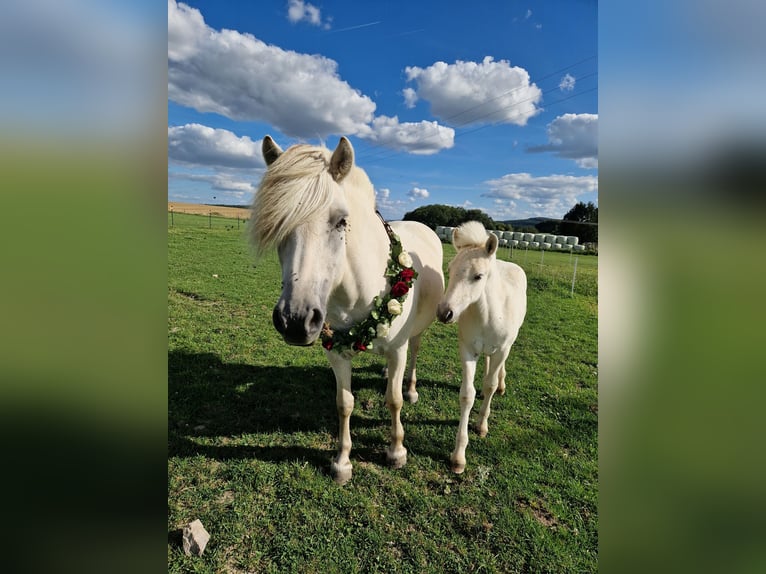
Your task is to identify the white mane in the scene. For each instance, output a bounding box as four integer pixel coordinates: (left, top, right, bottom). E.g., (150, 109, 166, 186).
(250, 145, 335, 252)
(453, 221, 490, 250)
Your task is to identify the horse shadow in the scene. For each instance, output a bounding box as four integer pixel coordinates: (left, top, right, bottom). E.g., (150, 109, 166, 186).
(168, 351, 459, 471)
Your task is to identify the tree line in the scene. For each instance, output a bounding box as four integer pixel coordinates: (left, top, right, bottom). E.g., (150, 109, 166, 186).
(401, 201, 598, 243)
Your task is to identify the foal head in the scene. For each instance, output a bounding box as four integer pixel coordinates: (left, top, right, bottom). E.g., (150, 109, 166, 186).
(250, 136, 358, 346)
(437, 221, 499, 324)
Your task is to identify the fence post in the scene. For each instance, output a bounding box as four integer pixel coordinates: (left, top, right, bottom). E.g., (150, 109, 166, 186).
(170, 208, 174, 227)
(570, 256, 579, 297)
(539, 248, 545, 271)
(209, 211, 212, 229)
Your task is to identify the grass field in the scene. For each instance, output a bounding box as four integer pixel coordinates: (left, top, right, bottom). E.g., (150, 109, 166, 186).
(168, 211, 598, 573)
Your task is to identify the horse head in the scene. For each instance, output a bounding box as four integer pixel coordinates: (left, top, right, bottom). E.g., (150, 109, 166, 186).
(437, 222, 498, 324)
(254, 136, 356, 346)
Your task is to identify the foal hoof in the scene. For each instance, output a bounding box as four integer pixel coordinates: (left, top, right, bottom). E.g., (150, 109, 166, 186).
(386, 447, 407, 469)
(476, 424, 489, 438)
(330, 460, 353, 485)
(450, 459, 466, 474)
(403, 390, 419, 404)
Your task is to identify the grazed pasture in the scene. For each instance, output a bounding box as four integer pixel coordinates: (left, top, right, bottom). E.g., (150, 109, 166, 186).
(168, 211, 597, 573)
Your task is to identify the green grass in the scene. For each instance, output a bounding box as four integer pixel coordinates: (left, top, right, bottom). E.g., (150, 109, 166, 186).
(168, 213, 597, 573)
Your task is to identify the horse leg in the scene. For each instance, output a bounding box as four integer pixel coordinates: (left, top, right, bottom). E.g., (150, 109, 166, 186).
(403, 333, 421, 404)
(384, 344, 409, 469)
(497, 360, 507, 395)
(476, 349, 509, 437)
(450, 348, 478, 474)
(327, 353, 354, 485)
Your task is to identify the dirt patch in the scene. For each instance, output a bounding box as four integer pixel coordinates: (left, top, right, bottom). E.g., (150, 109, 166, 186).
(169, 201, 251, 220)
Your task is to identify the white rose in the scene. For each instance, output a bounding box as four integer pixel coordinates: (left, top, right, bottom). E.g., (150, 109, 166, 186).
(376, 322, 390, 338)
(398, 251, 413, 268)
(387, 299, 402, 315)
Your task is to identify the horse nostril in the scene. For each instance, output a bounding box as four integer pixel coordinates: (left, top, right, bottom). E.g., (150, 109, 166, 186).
(307, 308, 324, 332)
(444, 309, 454, 322)
(272, 306, 287, 334)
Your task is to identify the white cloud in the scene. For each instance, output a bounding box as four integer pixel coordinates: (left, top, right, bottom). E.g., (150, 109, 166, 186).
(402, 87, 418, 108)
(483, 172, 598, 218)
(559, 73, 576, 91)
(287, 0, 331, 29)
(528, 113, 598, 168)
(168, 0, 374, 138)
(404, 56, 542, 126)
(525, 9, 533, 19)
(169, 171, 257, 194)
(361, 116, 455, 155)
(407, 187, 430, 201)
(168, 124, 265, 169)
(374, 187, 410, 220)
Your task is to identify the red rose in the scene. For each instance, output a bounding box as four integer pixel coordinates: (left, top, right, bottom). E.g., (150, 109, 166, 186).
(398, 268, 415, 282)
(391, 281, 409, 297)
(353, 341, 367, 352)
(322, 338, 334, 350)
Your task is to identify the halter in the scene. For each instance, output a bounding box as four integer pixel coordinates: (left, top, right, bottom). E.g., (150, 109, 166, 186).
(320, 212, 418, 355)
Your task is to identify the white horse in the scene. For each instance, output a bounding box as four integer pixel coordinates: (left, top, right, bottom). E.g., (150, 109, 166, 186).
(437, 221, 527, 474)
(250, 136, 444, 484)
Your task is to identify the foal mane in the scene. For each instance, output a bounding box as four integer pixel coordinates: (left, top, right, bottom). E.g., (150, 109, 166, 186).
(453, 221, 490, 250)
(250, 144, 335, 253)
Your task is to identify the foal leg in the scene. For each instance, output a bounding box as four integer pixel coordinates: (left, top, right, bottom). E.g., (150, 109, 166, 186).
(451, 347, 477, 474)
(326, 352, 354, 485)
(384, 343, 409, 469)
(476, 349, 509, 437)
(403, 333, 421, 404)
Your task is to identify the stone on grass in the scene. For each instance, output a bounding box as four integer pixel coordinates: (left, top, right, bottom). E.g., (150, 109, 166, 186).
(182, 519, 210, 556)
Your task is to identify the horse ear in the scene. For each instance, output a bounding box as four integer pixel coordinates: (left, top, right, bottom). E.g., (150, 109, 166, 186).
(329, 137, 354, 182)
(262, 135, 283, 166)
(485, 233, 499, 256)
(451, 228, 461, 249)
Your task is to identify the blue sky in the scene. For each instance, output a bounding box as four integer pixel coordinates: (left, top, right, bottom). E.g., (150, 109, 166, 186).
(168, 0, 597, 221)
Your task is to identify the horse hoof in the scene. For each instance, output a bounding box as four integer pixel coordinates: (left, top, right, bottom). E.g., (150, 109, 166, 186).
(450, 460, 466, 474)
(331, 461, 353, 485)
(386, 447, 407, 469)
(404, 390, 419, 404)
(476, 425, 488, 438)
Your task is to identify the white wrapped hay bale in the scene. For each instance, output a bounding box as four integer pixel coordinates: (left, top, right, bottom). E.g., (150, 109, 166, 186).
(566, 236, 579, 246)
(544, 235, 555, 245)
(530, 241, 540, 249)
(555, 235, 567, 245)
(502, 231, 514, 240)
(573, 244, 585, 252)
(542, 242, 552, 250)
(499, 238, 508, 246)
(533, 234, 545, 244)
(553, 243, 563, 250)
(562, 244, 572, 251)
(511, 239, 519, 247)
(436, 226, 446, 238)
(513, 232, 523, 241)
(519, 240, 529, 248)
(491, 230, 502, 238)
(523, 233, 534, 242)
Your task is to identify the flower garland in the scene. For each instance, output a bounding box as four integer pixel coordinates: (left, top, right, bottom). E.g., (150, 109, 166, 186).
(320, 225, 418, 355)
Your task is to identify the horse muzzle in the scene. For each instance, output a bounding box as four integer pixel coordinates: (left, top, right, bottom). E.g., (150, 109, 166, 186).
(272, 303, 325, 346)
(437, 302, 456, 324)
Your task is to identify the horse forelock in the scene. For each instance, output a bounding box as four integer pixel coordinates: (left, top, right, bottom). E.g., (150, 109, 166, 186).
(453, 221, 490, 250)
(250, 145, 335, 252)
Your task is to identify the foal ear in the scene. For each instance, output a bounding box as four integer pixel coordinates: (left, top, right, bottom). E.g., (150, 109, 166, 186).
(329, 137, 354, 182)
(485, 233, 499, 256)
(262, 135, 283, 166)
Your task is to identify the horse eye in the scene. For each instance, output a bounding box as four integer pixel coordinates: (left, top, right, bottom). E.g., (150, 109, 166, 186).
(335, 218, 347, 230)
(473, 273, 483, 281)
